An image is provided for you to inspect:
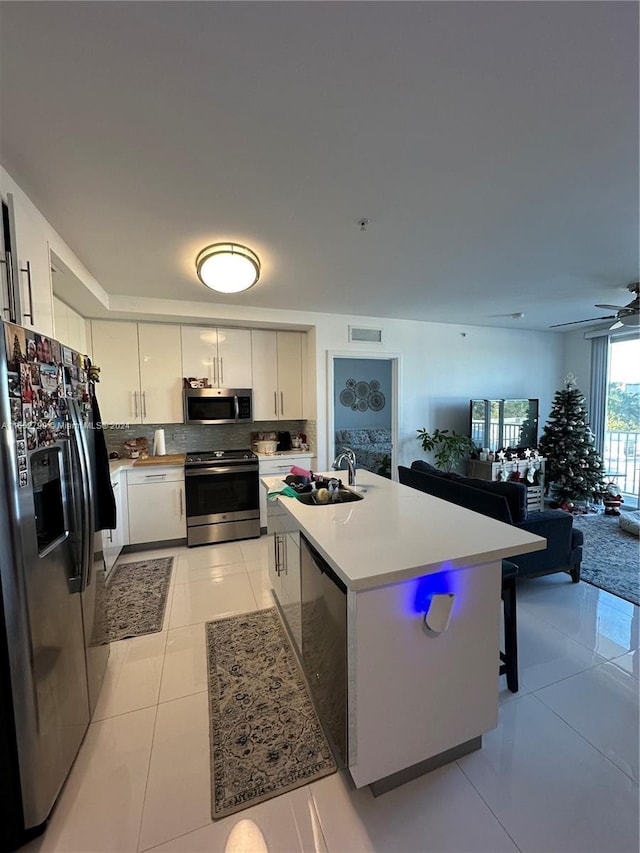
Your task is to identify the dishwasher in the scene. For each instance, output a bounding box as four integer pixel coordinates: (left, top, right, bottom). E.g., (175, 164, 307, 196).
(300, 534, 348, 765)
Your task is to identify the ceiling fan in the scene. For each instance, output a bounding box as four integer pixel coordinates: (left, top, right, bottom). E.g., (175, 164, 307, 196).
(550, 282, 640, 329)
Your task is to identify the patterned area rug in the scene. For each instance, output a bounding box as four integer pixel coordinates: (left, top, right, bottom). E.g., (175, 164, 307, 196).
(206, 607, 337, 820)
(105, 557, 173, 641)
(573, 513, 639, 606)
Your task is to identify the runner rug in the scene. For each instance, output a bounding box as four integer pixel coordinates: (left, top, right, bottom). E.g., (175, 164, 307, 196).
(573, 512, 639, 606)
(105, 557, 173, 641)
(206, 607, 337, 819)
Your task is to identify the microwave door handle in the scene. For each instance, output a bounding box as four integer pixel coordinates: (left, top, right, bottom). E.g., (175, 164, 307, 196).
(234, 395, 239, 421)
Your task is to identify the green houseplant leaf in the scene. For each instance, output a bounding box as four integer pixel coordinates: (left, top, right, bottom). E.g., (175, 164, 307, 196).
(416, 428, 476, 473)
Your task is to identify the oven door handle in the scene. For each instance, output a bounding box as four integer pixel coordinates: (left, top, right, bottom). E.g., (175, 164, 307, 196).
(186, 464, 259, 476)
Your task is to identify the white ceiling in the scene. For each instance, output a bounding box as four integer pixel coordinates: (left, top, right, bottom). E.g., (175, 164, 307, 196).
(0, 1, 638, 331)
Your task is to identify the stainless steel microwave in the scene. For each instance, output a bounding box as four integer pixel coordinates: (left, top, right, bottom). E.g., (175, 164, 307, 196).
(183, 388, 253, 424)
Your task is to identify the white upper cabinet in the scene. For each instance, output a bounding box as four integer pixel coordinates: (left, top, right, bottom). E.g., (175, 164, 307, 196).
(91, 321, 182, 424)
(1, 191, 54, 337)
(251, 330, 304, 420)
(181, 326, 252, 389)
(91, 321, 140, 423)
(138, 323, 183, 423)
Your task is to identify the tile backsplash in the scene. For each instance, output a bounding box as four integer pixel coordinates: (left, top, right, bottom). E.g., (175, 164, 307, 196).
(104, 420, 315, 456)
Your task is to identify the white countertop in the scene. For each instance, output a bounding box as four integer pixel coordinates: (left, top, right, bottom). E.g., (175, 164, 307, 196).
(108, 456, 185, 474)
(262, 470, 546, 591)
(109, 459, 134, 474)
(255, 450, 314, 460)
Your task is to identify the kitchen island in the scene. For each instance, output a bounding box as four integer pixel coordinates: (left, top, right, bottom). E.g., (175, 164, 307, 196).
(263, 469, 545, 791)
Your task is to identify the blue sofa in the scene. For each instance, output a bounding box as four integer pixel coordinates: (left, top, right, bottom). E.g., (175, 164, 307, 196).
(399, 461, 583, 583)
(334, 428, 392, 477)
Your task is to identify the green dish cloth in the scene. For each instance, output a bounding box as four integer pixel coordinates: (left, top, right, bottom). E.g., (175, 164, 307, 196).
(267, 483, 299, 500)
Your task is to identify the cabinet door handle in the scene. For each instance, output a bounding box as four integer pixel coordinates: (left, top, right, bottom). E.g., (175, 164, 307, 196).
(20, 260, 34, 324)
(280, 391, 284, 415)
(143, 473, 167, 479)
(274, 533, 281, 575)
(142, 390, 147, 419)
(212, 356, 218, 386)
(0, 253, 13, 319)
(133, 391, 139, 418)
(274, 391, 278, 416)
(1, 252, 17, 323)
(219, 357, 224, 386)
(179, 487, 183, 517)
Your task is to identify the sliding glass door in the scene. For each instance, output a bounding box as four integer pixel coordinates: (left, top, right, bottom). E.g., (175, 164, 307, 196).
(604, 336, 640, 509)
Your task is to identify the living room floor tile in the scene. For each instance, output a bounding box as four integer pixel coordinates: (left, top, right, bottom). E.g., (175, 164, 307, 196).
(142, 786, 326, 853)
(173, 555, 248, 585)
(516, 607, 606, 692)
(457, 694, 639, 853)
(611, 649, 640, 679)
(536, 660, 639, 782)
(23, 707, 156, 853)
(158, 624, 208, 703)
(182, 541, 245, 570)
(519, 583, 639, 659)
(310, 764, 518, 853)
(138, 692, 211, 851)
(92, 631, 167, 721)
(168, 574, 257, 628)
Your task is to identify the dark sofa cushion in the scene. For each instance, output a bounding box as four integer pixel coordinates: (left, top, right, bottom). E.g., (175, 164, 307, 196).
(410, 462, 526, 521)
(411, 460, 463, 480)
(399, 466, 513, 523)
(458, 477, 528, 524)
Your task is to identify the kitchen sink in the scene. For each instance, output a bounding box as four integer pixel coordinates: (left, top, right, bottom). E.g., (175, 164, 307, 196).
(297, 489, 364, 506)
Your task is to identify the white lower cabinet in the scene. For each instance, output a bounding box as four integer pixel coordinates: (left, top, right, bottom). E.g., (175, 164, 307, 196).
(102, 470, 128, 573)
(267, 497, 302, 653)
(258, 454, 315, 529)
(127, 466, 186, 545)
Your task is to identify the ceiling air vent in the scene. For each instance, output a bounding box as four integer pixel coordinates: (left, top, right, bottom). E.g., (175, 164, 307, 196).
(348, 325, 383, 344)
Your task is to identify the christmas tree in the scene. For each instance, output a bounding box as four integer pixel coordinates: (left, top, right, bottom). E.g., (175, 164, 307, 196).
(538, 375, 607, 504)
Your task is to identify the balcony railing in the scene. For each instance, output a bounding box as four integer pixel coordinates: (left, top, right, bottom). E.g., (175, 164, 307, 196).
(603, 429, 640, 506)
(471, 421, 521, 448)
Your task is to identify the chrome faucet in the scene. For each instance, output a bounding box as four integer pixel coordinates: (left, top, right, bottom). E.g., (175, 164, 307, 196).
(333, 446, 357, 488)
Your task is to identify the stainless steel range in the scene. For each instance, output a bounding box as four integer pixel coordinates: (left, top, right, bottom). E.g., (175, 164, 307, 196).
(185, 449, 260, 547)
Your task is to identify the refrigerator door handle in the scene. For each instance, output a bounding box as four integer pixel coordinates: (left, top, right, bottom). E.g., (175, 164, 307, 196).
(66, 440, 84, 594)
(68, 398, 95, 592)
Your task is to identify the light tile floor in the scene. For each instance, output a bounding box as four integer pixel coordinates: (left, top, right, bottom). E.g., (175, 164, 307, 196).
(24, 538, 639, 853)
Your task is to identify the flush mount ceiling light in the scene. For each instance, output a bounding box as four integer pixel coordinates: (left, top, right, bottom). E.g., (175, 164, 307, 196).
(195, 243, 260, 294)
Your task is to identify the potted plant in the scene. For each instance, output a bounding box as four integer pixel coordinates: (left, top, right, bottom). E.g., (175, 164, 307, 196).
(416, 428, 476, 474)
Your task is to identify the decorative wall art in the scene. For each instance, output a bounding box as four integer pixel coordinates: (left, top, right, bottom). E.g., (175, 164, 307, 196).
(339, 378, 386, 412)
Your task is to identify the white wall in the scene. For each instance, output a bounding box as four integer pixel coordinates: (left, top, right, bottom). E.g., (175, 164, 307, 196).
(313, 316, 563, 469)
(52, 295, 89, 354)
(562, 328, 593, 408)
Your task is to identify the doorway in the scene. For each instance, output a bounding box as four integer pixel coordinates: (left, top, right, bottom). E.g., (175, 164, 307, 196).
(328, 353, 399, 479)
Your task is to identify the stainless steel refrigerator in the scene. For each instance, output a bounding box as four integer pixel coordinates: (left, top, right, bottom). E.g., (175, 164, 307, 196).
(0, 321, 110, 851)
